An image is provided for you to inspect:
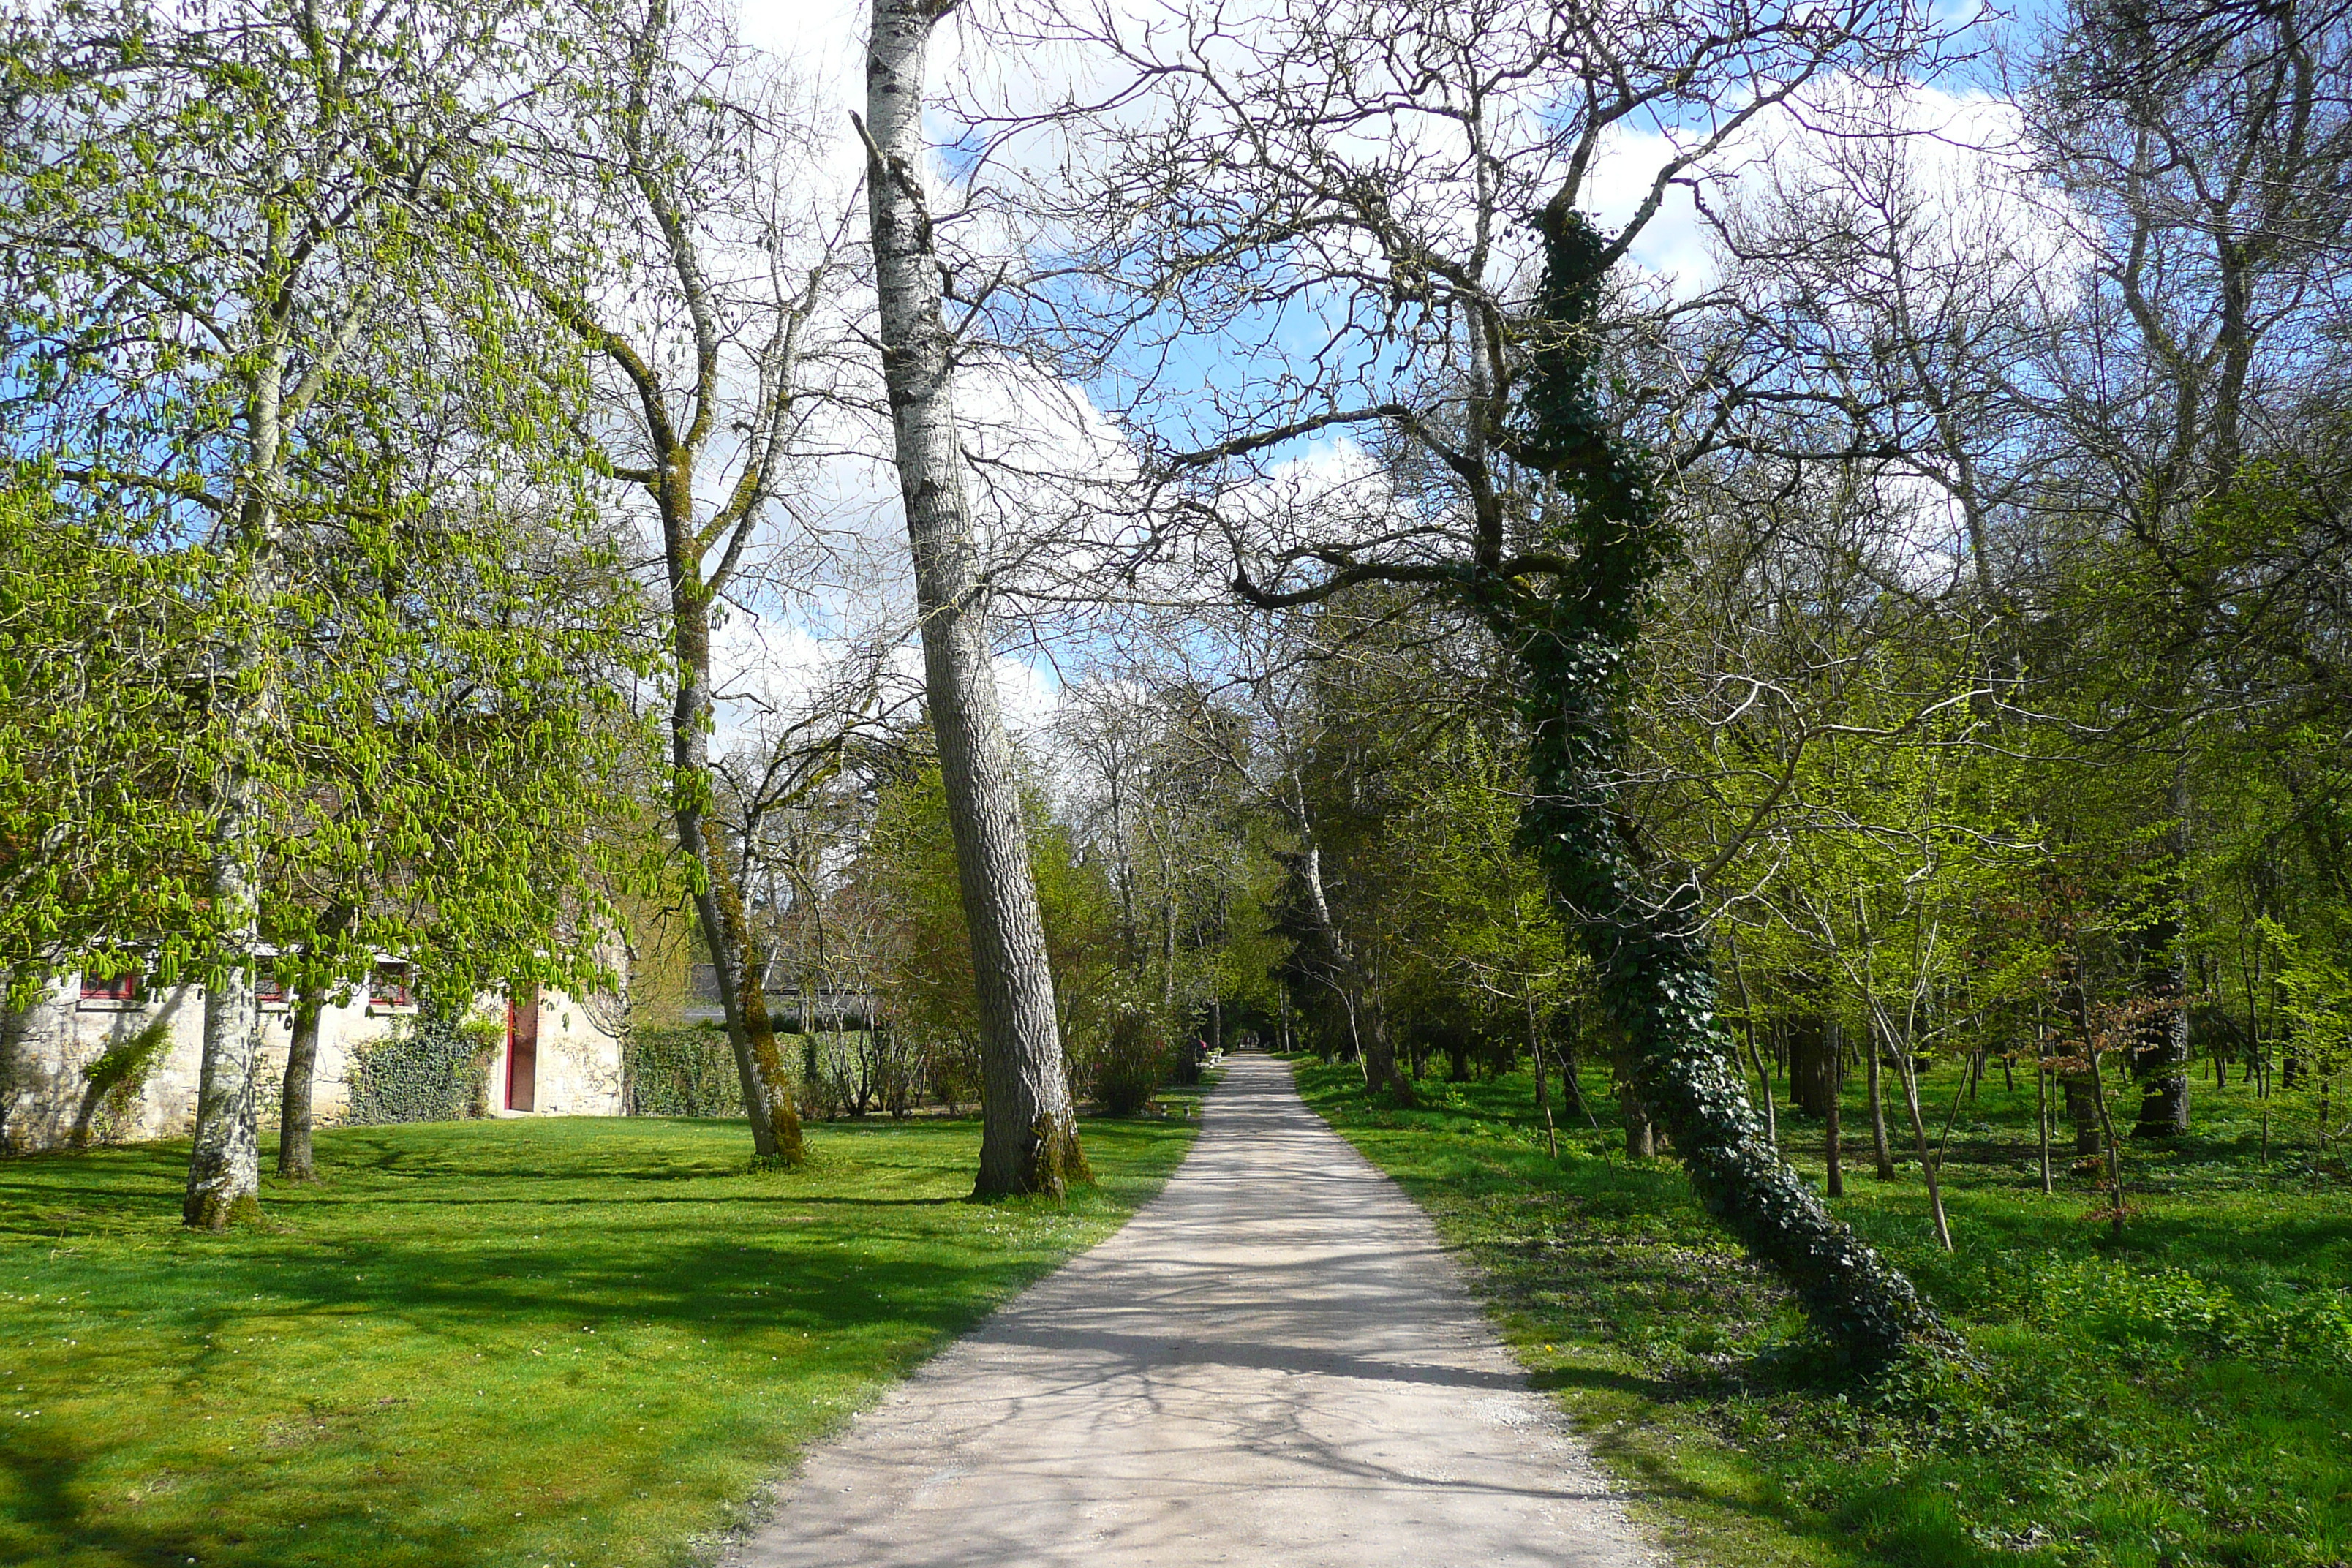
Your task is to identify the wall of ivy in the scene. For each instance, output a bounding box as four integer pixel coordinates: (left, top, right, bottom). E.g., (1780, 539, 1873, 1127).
(344, 1010, 500, 1125)
(622, 1024, 746, 1117)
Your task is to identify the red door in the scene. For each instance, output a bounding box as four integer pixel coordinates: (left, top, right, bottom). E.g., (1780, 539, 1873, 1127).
(505, 987, 540, 1111)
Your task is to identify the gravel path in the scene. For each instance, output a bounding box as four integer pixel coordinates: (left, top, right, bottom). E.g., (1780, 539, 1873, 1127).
(731, 1052, 1659, 1568)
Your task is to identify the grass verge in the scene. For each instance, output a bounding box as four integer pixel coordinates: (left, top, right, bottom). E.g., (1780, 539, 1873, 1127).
(1288, 1055, 2351, 1568)
(0, 1111, 1194, 1568)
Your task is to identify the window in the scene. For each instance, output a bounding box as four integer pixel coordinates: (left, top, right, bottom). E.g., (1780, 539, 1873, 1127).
(254, 956, 292, 1006)
(79, 968, 142, 1006)
(369, 961, 415, 1011)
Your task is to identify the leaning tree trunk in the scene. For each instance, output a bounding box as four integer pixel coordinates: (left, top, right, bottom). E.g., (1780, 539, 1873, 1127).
(672, 595, 803, 1166)
(864, 0, 1083, 1196)
(1487, 200, 1945, 1366)
(1292, 840, 1409, 1099)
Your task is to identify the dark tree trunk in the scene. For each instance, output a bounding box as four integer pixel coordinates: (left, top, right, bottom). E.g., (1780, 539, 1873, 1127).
(1620, 1082, 1654, 1158)
(1824, 1018, 1845, 1199)
(1787, 1015, 1839, 1117)
(1491, 204, 1942, 1365)
(2134, 767, 2193, 1136)
(276, 990, 322, 1181)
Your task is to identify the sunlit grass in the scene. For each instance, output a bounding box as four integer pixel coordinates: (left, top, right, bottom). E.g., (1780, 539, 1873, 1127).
(1, 1112, 1194, 1568)
(1292, 1055, 2351, 1568)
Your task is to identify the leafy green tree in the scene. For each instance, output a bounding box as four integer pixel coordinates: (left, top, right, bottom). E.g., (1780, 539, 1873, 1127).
(0, 0, 644, 1222)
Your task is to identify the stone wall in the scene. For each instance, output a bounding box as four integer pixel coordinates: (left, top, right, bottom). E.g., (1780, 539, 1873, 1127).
(0, 972, 625, 1150)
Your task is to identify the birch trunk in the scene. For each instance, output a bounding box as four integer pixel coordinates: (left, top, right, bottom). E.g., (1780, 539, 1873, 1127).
(863, 0, 1082, 1196)
(184, 359, 287, 1231)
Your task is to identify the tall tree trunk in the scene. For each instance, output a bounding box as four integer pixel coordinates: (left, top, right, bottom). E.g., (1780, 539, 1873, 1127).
(276, 986, 323, 1181)
(863, 0, 1082, 1196)
(1490, 202, 1943, 1364)
(185, 372, 287, 1231)
(1527, 992, 1558, 1157)
(1824, 1018, 1845, 1199)
(2134, 760, 2193, 1135)
(1292, 840, 1408, 1098)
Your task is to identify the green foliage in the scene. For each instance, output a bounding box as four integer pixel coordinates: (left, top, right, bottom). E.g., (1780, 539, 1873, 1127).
(68, 1018, 176, 1148)
(344, 1011, 500, 1126)
(0, 0, 656, 1011)
(622, 1022, 746, 1117)
(0, 1112, 1197, 1568)
(1291, 1054, 2352, 1568)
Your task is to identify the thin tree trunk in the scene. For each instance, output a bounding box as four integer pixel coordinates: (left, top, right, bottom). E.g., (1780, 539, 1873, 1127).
(863, 0, 1082, 1196)
(1891, 1035, 1953, 1251)
(2086, 1033, 2128, 1237)
(2133, 757, 2193, 1135)
(2035, 1028, 2054, 1196)
(276, 987, 323, 1181)
(1527, 991, 1558, 1158)
(1824, 1017, 1844, 1199)
(1730, 943, 1776, 1149)
(1292, 840, 1406, 1098)
(1866, 1022, 1896, 1179)
(675, 605, 801, 1165)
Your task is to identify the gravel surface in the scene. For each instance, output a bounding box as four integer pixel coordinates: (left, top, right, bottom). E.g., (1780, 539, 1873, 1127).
(731, 1052, 1660, 1568)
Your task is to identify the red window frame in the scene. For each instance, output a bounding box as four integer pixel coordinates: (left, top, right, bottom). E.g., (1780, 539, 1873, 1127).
(80, 968, 142, 1004)
(255, 960, 292, 1006)
(369, 962, 414, 1009)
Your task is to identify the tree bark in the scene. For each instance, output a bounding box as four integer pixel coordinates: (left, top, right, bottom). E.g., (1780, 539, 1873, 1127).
(863, 0, 1083, 1196)
(1824, 1018, 1845, 1199)
(674, 608, 803, 1166)
(1495, 203, 1943, 1364)
(1787, 1014, 1839, 1117)
(1620, 1081, 1654, 1159)
(1866, 1023, 1896, 1180)
(2133, 768, 2193, 1136)
(1291, 839, 1408, 1098)
(276, 987, 323, 1181)
(186, 356, 290, 1231)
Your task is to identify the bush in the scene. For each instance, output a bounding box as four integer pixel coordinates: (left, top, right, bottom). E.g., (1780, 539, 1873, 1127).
(1090, 1008, 1169, 1117)
(346, 1012, 500, 1125)
(622, 1024, 745, 1117)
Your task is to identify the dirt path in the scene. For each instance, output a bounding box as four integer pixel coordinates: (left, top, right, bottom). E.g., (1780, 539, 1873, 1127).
(731, 1052, 1657, 1568)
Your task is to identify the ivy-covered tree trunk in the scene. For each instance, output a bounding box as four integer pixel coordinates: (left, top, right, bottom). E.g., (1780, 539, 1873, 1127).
(1494, 198, 1945, 1365)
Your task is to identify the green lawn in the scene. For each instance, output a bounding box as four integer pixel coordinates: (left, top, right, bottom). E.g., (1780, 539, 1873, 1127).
(1290, 1055, 2352, 1568)
(0, 1112, 1195, 1568)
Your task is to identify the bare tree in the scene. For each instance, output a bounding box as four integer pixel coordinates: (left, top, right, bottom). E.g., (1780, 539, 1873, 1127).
(530, 0, 852, 1164)
(2024, 0, 2352, 1134)
(859, 0, 1085, 1195)
(973, 0, 1967, 1360)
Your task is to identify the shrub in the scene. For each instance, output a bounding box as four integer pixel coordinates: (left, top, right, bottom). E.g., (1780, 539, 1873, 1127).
(622, 1024, 745, 1117)
(346, 1012, 500, 1125)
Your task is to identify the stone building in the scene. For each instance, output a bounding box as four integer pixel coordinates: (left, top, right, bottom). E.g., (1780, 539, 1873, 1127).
(0, 960, 625, 1152)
